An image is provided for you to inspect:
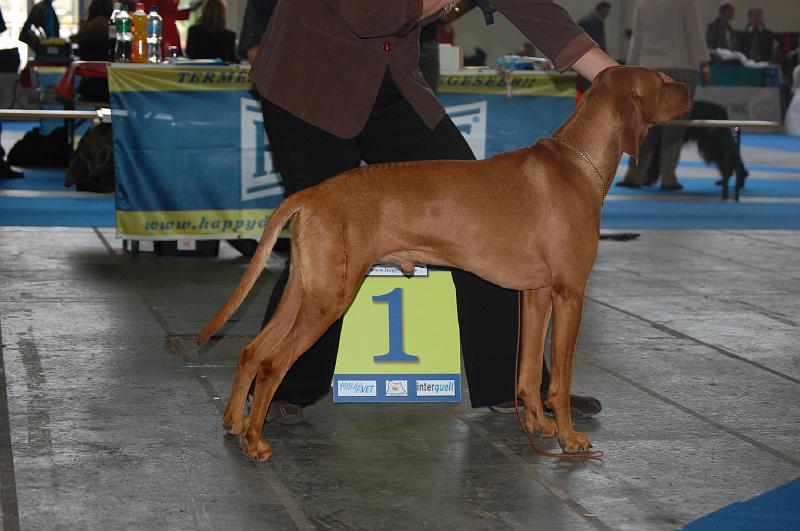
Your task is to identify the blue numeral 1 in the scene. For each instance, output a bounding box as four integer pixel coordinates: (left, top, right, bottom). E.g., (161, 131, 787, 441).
(372, 288, 419, 363)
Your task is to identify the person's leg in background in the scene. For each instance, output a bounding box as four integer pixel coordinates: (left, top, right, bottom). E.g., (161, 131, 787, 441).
(618, 125, 660, 188)
(0, 121, 23, 179)
(658, 68, 698, 191)
(258, 97, 362, 421)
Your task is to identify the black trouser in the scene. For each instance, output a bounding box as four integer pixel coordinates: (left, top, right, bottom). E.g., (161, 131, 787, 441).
(260, 73, 551, 407)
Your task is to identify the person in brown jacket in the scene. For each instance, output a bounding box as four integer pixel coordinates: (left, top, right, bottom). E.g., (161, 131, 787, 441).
(250, 0, 618, 423)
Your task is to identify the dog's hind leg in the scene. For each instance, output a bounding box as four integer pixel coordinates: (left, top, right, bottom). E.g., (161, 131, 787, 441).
(518, 286, 557, 438)
(240, 293, 353, 461)
(222, 270, 303, 435)
(547, 281, 592, 454)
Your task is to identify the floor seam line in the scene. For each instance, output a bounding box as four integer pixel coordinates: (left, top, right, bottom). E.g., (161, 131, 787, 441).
(645, 234, 800, 279)
(169, 338, 314, 531)
(0, 316, 21, 531)
(582, 356, 800, 468)
(95, 235, 313, 531)
(459, 419, 614, 531)
(732, 231, 800, 251)
(586, 296, 800, 386)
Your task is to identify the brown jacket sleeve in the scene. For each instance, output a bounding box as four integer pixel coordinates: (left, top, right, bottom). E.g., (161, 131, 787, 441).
(492, 0, 598, 71)
(339, 0, 423, 38)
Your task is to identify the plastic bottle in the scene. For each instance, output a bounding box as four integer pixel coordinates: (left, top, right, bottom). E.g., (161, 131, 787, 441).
(114, 6, 132, 63)
(496, 55, 520, 70)
(108, 2, 122, 61)
(131, 2, 148, 63)
(146, 5, 163, 63)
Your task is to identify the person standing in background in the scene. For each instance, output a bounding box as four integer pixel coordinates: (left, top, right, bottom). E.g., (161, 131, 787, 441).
(71, 0, 114, 61)
(739, 8, 775, 63)
(617, 0, 711, 191)
(148, 0, 203, 56)
(186, 0, 237, 63)
(578, 1, 611, 53)
(575, 1, 610, 99)
(70, 0, 114, 101)
(706, 2, 736, 50)
(19, 0, 60, 53)
(237, 0, 277, 64)
(0, 6, 23, 179)
(419, 21, 440, 92)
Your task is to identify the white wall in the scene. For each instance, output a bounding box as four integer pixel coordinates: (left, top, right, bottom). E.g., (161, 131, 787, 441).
(452, 0, 800, 65)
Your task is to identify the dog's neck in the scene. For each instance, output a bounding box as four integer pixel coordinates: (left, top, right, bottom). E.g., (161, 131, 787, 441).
(551, 96, 627, 199)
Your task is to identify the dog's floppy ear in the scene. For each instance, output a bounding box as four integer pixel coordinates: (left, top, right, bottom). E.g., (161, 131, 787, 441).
(621, 94, 649, 164)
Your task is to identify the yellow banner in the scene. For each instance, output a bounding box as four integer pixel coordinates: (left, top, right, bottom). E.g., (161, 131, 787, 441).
(116, 209, 274, 238)
(439, 71, 576, 96)
(108, 64, 253, 92)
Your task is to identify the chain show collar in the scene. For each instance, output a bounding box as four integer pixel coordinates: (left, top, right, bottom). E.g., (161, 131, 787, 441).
(550, 136, 608, 202)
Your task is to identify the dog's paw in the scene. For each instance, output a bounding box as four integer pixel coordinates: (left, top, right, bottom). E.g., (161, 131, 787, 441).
(222, 411, 245, 435)
(240, 432, 273, 462)
(524, 414, 558, 438)
(559, 431, 592, 454)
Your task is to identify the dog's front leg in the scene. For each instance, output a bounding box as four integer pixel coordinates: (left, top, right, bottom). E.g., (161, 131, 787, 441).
(547, 284, 591, 453)
(518, 287, 557, 438)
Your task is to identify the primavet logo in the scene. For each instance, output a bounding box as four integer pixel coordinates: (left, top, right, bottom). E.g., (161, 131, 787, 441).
(385, 380, 409, 397)
(240, 98, 285, 202)
(337, 380, 377, 397)
(416, 379, 456, 397)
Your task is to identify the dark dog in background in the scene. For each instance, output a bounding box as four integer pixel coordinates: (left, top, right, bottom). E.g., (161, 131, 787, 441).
(647, 100, 748, 187)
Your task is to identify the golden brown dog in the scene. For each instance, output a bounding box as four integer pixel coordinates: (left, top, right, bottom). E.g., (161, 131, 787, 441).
(198, 66, 690, 461)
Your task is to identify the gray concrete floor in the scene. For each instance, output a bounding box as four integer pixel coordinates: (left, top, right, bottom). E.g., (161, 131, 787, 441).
(0, 227, 798, 530)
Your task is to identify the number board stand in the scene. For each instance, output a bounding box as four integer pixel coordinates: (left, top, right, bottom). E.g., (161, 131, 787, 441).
(333, 265, 462, 403)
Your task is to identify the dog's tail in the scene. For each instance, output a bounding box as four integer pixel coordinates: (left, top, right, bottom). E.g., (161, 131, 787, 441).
(197, 197, 301, 345)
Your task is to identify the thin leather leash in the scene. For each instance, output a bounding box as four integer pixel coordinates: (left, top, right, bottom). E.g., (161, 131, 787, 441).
(551, 136, 608, 203)
(512, 292, 604, 460)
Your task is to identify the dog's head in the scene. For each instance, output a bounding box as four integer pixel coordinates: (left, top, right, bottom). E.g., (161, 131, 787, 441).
(590, 66, 691, 163)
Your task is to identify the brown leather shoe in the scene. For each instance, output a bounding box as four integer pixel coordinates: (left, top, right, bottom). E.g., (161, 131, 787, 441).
(489, 395, 602, 417)
(545, 394, 602, 418)
(265, 401, 305, 425)
(487, 400, 523, 414)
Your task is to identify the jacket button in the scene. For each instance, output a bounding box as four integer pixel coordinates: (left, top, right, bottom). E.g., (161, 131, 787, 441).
(382, 41, 392, 52)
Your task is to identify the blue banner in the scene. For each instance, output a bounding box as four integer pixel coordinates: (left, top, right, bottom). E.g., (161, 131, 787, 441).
(109, 66, 575, 239)
(110, 65, 283, 238)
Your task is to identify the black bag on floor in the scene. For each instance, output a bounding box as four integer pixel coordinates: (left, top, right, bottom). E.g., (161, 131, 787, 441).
(65, 123, 114, 193)
(8, 126, 70, 167)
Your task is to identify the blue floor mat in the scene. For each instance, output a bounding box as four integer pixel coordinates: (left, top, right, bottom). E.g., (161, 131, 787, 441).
(2, 196, 795, 230)
(0, 168, 72, 191)
(1, 132, 797, 230)
(740, 132, 800, 152)
(681, 477, 800, 530)
(2, 121, 39, 133)
(0, 196, 114, 227)
(609, 177, 800, 198)
(601, 200, 800, 229)
(670, 160, 800, 175)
